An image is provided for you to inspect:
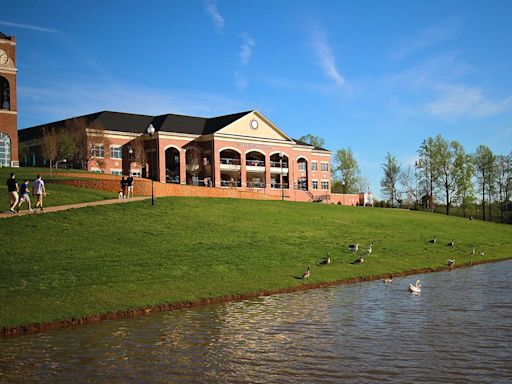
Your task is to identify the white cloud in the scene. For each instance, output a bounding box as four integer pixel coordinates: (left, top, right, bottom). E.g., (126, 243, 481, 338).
(427, 85, 512, 120)
(0, 20, 61, 33)
(239, 33, 255, 66)
(18, 78, 251, 127)
(204, 0, 225, 33)
(233, 71, 249, 92)
(310, 25, 345, 87)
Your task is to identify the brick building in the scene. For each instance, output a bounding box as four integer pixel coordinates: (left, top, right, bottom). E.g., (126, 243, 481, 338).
(19, 110, 332, 202)
(0, 32, 18, 167)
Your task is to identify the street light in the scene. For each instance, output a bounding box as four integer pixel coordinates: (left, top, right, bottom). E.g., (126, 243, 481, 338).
(147, 124, 155, 206)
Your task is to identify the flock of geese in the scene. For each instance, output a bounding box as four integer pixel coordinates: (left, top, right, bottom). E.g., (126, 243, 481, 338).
(301, 235, 486, 295)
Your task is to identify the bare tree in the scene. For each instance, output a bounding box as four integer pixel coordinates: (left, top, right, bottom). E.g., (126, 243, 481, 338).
(380, 152, 401, 207)
(130, 136, 146, 178)
(41, 126, 58, 175)
(399, 165, 423, 209)
(66, 117, 110, 170)
(495, 153, 512, 223)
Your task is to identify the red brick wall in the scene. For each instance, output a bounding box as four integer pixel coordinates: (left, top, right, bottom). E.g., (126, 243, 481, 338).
(330, 193, 361, 206)
(0, 35, 18, 162)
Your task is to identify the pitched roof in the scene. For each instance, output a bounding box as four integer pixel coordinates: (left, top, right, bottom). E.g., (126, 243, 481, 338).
(293, 138, 329, 152)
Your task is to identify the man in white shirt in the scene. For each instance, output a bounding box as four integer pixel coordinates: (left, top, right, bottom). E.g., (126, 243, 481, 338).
(32, 174, 46, 212)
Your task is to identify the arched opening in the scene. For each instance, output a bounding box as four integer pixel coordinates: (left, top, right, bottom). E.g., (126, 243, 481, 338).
(297, 158, 308, 190)
(246, 151, 266, 188)
(219, 149, 241, 187)
(270, 153, 289, 189)
(165, 147, 180, 183)
(0, 77, 10, 110)
(0, 132, 11, 167)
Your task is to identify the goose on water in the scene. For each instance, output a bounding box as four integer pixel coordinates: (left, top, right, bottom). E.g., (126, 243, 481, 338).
(408, 280, 421, 293)
(303, 265, 311, 279)
(383, 275, 393, 283)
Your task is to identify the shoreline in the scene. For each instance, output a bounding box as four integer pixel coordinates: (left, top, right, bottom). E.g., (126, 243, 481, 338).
(2, 256, 510, 338)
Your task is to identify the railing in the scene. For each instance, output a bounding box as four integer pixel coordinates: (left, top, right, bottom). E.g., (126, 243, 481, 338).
(246, 159, 265, 167)
(220, 180, 241, 187)
(247, 181, 266, 188)
(270, 182, 289, 189)
(270, 161, 288, 168)
(220, 158, 240, 165)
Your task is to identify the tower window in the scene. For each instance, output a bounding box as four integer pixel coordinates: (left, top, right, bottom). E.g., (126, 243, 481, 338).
(0, 76, 10, 110)
(0, 132, 11, 166)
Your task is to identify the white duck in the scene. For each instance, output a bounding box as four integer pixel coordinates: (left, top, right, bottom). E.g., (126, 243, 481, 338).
(303, 265, 311, 279)
(408, 280, 421, 293)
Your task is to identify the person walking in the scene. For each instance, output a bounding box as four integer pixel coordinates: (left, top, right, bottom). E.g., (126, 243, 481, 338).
(32, 174, 46, 212)
(120, 176, 127, 199)
(6, 172, 19, 214)
(126, 175, 134, 198)
(18, 179, 35, 213)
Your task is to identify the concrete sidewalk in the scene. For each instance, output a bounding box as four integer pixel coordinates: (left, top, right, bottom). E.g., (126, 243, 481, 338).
(0, 196, 150, 219)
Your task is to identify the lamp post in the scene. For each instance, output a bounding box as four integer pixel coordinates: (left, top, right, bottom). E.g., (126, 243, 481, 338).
(280, 152, 284, 201)
(147, 124, 155, 206)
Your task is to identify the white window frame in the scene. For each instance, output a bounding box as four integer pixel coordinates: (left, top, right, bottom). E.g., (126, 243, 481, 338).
(311, 161, 318, 171)
(130, 170, 141, 177)
(91, 144, 104, 158)
(298, 161, 307, 171)
(90, 167, 104, 174)
(110, 145, 122, 160)
(321, 162, 329, 172)
(0, 132, 11, 167)
(111, 169, 122, 176)
(321, 180, 329, 190)
(312, 180, 318, 190)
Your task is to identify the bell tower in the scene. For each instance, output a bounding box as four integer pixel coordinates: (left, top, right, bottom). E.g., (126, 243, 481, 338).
(0, 32, 18, 167)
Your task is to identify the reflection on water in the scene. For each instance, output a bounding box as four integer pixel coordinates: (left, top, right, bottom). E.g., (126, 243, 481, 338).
(1, 261, 512, 383)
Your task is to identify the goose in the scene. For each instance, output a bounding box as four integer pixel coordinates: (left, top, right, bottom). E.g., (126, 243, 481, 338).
(383, 275, 393, 283)
(480, 252, 485, 256)
(471, 248, 476, 255)
(319, 253, 331, 265)
(447, 259, 455, 267)
(408, 280, 421, 293)
(447, 240, 455, 247)
(303, 265, 311, 279)
(366, 243, 373, 254)
(428, 236, 437, 244)
(351, 256, 364, 264)
(348, 243, 359, 252)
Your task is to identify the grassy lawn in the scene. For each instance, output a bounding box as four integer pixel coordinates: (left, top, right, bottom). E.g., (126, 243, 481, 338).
(1, 196, 512, 329)
(0, 167, 115, 212)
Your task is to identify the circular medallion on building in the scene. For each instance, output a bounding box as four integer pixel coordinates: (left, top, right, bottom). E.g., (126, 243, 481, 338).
(250, 119, 259, 130)
(0, 49, 8, 65)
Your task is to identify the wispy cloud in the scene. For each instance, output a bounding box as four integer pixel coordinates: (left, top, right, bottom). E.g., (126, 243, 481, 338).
(233, 71, 249, 92)
(19, 77, 251, 127)
(392, 20, 459, 60)
(0, 20, 61, 33)
(310, 25, 345, 87)
(427, 85, 512, 120)
(204, 0, 225, 33)
(239, 33, 255, 65)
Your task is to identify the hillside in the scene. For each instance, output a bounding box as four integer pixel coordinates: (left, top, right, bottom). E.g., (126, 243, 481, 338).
(1, 196, 511, 332)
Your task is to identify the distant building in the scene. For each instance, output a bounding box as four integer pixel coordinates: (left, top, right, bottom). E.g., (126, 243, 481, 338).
(19, 110, 332, 202)
(0, 32, 19, 167)
(330, 192, 373, 207)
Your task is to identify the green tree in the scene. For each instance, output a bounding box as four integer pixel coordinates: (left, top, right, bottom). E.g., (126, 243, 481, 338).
(455, 152, 475, 218)
(380, 152, 401, 207)
(332, 147, 360, 194)
(495, 153, 512, 223)
(473, 145, 495, 221)
(416, 136, 439, 210)
(297, 134, 326, 149)
(399, 165, 423, 209)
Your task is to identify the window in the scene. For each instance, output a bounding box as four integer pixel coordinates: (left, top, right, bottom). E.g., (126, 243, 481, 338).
(130, 170, 141, 177)
(312, 180, 318, 190)
(312, 161, 318, 171)
(91, 167, 103, 174)
(110, 146, 122, 159)
(0, 76, 10, 110)
(298, 161, 307, 171)
(0, 132, 11, 166)
(111, 169, 122, 176)
(321, 180, 329, 190)
(321, 162, 329, 172)
(91, 144, 104, 158)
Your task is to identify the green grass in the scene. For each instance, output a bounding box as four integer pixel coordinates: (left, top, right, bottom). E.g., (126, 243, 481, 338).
(0, 167, 116, 212)
(1, 196, 512, 329)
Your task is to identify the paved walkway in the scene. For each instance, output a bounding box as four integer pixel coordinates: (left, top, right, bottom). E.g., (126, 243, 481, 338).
(0, 197, 150, 219)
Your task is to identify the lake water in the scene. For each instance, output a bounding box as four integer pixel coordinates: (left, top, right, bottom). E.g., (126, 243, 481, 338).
(1, 260, 512, 383)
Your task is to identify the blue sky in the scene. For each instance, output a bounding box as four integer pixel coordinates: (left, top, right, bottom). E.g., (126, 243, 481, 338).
(2, 0, 512, 197)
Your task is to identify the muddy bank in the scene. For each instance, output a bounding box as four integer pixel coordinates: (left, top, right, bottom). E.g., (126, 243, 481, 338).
(2, 257, 510, 338)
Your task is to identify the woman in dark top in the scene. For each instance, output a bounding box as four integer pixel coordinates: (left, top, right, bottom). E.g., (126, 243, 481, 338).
(6, 172, 18, 213)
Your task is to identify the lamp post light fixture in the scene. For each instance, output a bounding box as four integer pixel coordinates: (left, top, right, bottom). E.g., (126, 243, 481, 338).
(147, 124, 156, 206)
(55, 158, 67, 169)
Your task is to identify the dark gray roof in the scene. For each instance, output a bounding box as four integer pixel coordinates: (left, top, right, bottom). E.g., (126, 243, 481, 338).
(293, 138, 329, 152)
(0, 32, 11, 40)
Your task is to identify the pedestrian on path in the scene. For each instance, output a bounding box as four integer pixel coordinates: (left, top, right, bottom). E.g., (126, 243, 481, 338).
(120, 177, 127, 199)
(32, 174, 46, 212)
(18, 179, 35, 213)
(126, 175, 134, 198)
(6, 172, 19, 214)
